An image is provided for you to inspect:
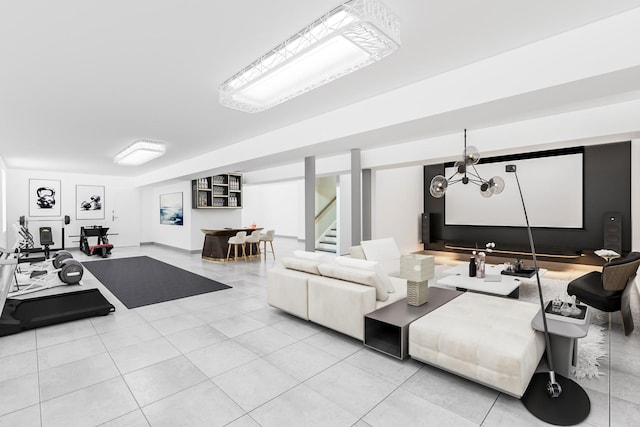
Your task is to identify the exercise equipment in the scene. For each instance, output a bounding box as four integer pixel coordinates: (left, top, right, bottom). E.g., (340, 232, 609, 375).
(0, 288, 115, 337)
(79, 226, 114, 258)
(11, 251, 84, 297)
(0, 256, 16, 326)
(11, 223, 45, 263)
(15, 250, 73, 275)
(15, 215, 71, 256)
(1, 247, 114, 339)
(39, 226, 54, 259)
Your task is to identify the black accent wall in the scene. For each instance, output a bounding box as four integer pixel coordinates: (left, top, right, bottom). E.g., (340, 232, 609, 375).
(423, 141, 631, 264)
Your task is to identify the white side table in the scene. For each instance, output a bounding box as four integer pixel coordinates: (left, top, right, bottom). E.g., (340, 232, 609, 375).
(531, 306, 591, 378)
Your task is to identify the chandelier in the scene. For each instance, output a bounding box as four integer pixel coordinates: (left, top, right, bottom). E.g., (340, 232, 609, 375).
(429, 130, 505, 198)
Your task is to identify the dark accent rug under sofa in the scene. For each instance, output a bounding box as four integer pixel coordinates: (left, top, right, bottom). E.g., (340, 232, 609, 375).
(82, 256, 231, 309)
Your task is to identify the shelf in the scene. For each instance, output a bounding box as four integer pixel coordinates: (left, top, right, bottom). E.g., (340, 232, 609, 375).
(192, 173, 242, 209)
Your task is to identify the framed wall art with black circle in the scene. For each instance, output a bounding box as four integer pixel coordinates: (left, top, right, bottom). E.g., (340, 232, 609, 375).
(29, 179, 62, 217)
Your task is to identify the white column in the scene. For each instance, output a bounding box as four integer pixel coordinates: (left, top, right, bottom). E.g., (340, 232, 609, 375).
(351, 149, 361, 246)
(305, 156, 316, 251)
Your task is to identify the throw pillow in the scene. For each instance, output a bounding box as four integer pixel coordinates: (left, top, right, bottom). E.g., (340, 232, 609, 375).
(281, 257, 321, 275)
(349, 245, 366, 259)
(293, 250, 327, 261)
(335, 256, 395, 294)
(360, 238, 401, 262)
(318, 263, 389, 301)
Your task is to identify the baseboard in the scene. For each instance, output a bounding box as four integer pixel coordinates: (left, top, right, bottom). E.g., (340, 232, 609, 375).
(141, 242, 199, 254)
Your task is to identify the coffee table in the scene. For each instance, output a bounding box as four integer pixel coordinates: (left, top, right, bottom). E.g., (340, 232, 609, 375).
(436, 264, 547, 298)
(363, 287, 462, 360)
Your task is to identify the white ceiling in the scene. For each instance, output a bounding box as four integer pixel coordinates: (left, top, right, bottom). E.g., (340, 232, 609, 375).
(2, 0, 640, 179)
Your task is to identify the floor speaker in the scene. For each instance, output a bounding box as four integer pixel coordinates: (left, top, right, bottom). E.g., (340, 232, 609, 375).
(604, 212, 622, 254)
(421, 213, 430, 244)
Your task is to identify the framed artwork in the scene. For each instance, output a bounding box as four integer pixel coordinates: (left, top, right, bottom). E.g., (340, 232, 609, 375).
(76, 185, 105, 220)
(160, 192, 184, 226)
(29, 179, 61, 217)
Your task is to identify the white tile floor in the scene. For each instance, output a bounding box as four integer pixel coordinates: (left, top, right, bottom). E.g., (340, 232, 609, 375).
(1, 238, 639, 426)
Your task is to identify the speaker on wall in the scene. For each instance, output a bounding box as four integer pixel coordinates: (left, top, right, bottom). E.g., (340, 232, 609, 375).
(604, 212, 622, 254)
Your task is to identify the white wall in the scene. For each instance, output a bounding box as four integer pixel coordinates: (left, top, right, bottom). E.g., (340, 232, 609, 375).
(140, 180, 192, 250)
(0, 155, 8, 250)
(6, 169, 140, 251)
(140, 180, 243, 252)
(372, 165, 424, 255)
(241, 180, 303, 239)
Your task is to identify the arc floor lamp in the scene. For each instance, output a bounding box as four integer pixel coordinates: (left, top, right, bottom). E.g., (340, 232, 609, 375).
(428, 132, 590, 425)
(506, 164, 590, 426)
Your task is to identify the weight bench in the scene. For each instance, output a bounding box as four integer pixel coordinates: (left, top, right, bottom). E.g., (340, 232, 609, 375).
(79, 226, 113, 258)
(89, 243, 114, 258)
(39, 227, 54, 259)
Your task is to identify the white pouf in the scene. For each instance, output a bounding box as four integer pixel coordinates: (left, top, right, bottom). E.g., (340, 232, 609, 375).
(408, 292, 545, 397)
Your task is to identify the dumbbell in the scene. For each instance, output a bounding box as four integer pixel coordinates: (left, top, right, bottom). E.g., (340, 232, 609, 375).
(57, 259, 83, 284)
(52, 250, 74, 269)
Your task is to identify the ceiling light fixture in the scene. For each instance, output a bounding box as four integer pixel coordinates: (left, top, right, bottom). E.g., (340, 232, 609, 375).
(113, 140, 166, 166)
(219, 0, 400, 113)
(429, 129, 505, 198)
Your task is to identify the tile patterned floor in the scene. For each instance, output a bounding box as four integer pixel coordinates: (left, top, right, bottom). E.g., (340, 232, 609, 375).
(1, 238, 639, 426)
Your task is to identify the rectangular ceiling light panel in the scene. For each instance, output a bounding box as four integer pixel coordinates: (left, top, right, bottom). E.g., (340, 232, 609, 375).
(113, 140, 166, 166)
(219, 0, 400, 113)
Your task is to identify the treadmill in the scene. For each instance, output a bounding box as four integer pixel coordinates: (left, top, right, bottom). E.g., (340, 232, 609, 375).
(0, 249, 115, 337)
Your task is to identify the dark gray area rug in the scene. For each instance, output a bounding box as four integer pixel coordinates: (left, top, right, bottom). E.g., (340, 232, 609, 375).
(82, 256, 231, 309)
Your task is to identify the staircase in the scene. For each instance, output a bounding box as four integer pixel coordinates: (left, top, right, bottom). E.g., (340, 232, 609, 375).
(316, 225, 337, 253)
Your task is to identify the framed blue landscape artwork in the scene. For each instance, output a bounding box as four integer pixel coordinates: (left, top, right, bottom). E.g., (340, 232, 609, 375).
(160, 192, 184, 226)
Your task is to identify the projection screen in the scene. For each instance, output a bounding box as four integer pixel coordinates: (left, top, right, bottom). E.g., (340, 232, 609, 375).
(444, 153, 583, 228)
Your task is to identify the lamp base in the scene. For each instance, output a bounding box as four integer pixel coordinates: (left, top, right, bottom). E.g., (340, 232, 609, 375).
(522, 372, 590, 426)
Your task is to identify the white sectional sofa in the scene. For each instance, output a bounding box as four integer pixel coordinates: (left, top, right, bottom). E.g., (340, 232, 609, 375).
(267, 250, 407, 340)
(267, 243, 545, 399)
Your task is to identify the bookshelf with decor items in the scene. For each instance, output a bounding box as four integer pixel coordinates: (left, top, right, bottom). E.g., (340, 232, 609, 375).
(191, 173, 242, 209)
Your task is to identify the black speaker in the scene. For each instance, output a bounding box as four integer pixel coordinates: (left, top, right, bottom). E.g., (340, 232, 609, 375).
(603, 212, 622, 254)
(421, 213, 430, 244)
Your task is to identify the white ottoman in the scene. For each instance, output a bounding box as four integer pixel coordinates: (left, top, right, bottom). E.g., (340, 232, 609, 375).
(408, 292, 545, 397)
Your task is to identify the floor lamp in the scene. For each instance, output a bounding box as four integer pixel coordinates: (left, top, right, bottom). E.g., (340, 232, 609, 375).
(506, 164, 590, 426)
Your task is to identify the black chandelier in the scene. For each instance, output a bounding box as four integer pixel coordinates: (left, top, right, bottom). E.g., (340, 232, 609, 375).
(429, 129, 505, 198)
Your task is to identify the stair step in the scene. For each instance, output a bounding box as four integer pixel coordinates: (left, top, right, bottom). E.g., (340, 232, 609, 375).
(325, 232, 337, 238)
(319, 240, 336, 245)
(315, 247, 336, 253)
(317, 242, 337, 251)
